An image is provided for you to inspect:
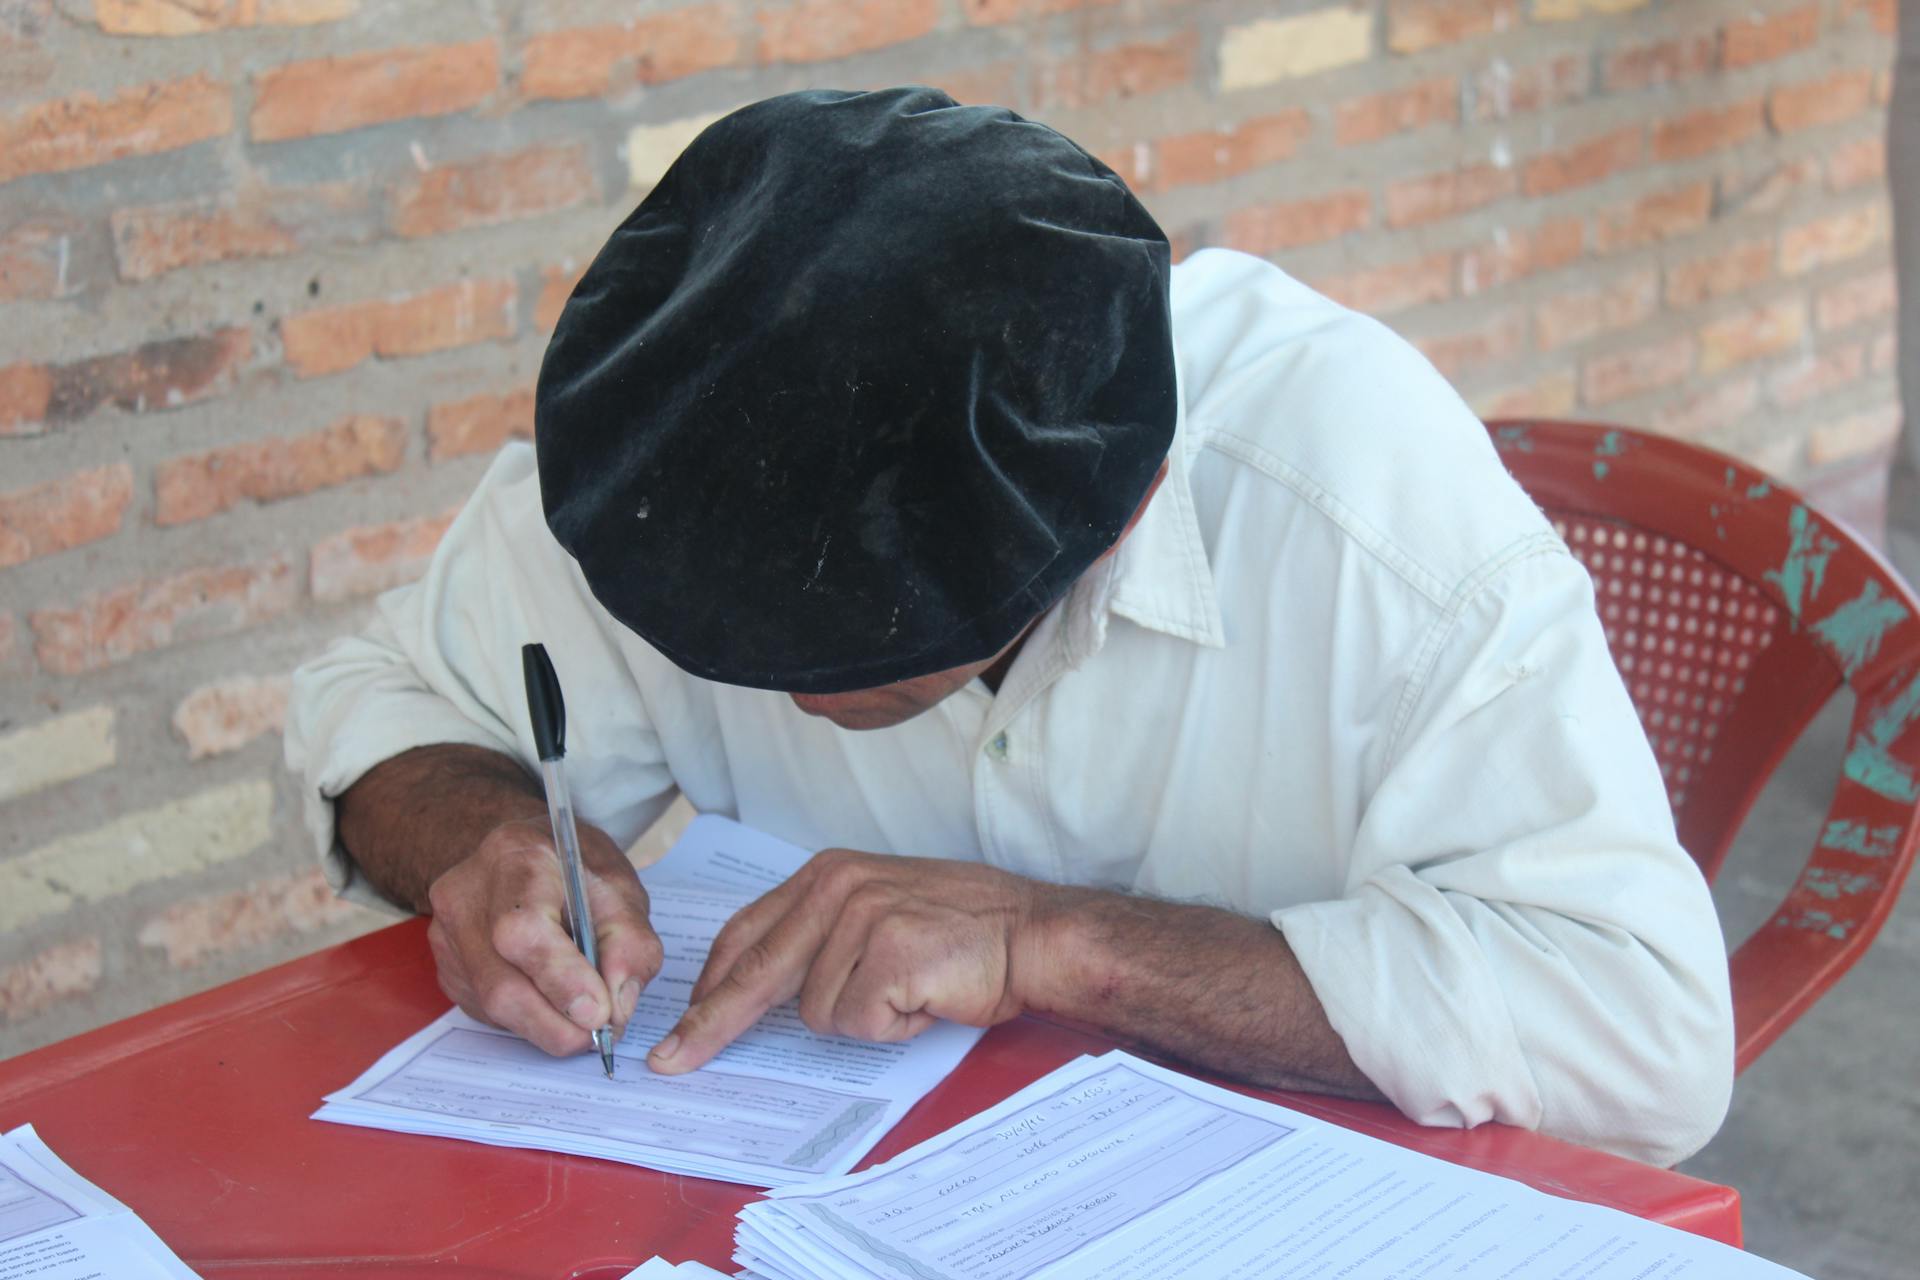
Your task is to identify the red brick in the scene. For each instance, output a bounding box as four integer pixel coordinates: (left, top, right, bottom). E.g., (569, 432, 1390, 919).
(1827, 136, 1887, 191)
(1769, 343, 1866, 407)
(1035, 33, 1195, 109)
(46, 328, 252, 424)
(1593, 182, 1712, 254)
(1154, 110, 1310, 191)
(535, 262, 586, 333)
(1840, 0, 1895, 35)
(1603, 32, 1716, 92)
(1665, 238, 1774, 307)
(31, 555, 299, 675)
(311, 510, 456, 603)
(1650, 376, 1760, 439)
(0, 362, 53, 436)
(1768, 69, 1876, 134)
(171, 674, 291, 760)
(0, 939, 100, 1024)
(1470, 53, 1589, 121)
(1387, 0, 1518, 53)
(521, 6, 740, 100)
(281, 278, 516, 378)
(137, 870, 363, 967)
(1780, 204, 1888, 276)
(0, 75, 230, 184)
(924, 61, 1022, 106)
(1415, 307, 1526, 378)
(1456, 217, 1584, 295)
(1474, 370, 1577, 419)
(1722, 5, 1819, 68)
(1220, 189, 1371, 257)
(758, 0, 940, 65)
(1718, 155, 1820, 218)
(1335, 76, 1458, 145)
(1815, 266, 1897, 330)
(962, 0, 1116, 23)
(1094, 141, 1151, 190)
(1533, 267, 1658, 351)
(1581, 334, 1694, 405)
(1311, 252, 1454, 315)
(1809, 403, 1902, 466)
(1522, 125, 1640, 197)
(1385, 163, 1516, 228)
(427, 389, 534, 461)
(389, 144, 597, 239)
(251, 41, 499, 142)
(95, 0, 357, 34)
(0, 464, 133, 569)
(0, 219, 81, 300)
(154, 414, 407, 526)
(1651, 99, 1764, 163)
(111, 183, 372, 283)
(1699, 298, 1807, 374)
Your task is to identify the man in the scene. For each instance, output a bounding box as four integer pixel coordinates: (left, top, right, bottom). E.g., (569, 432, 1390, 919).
(286, 88, 1733, 1167)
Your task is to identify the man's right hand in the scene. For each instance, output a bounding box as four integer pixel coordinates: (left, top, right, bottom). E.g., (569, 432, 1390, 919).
(424, 817, 664, 1056)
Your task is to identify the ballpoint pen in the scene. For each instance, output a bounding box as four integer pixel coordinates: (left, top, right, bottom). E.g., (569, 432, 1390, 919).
(522, 642, 617, 1079)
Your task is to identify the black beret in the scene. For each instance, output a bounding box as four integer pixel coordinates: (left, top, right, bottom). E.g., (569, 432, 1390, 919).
(535, 86, 1176, 694)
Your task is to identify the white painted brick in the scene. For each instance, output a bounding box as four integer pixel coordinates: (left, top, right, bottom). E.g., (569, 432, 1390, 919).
(0, 705, 115, 804)
(626, 110, 729, 190)
(0, 779, 273, 933)
(1219, 8, 1372, 93)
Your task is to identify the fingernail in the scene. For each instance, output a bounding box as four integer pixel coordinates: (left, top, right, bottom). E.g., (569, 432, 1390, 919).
(649, 1033, 680, 1064)
(619, 980, 641, 1022)
(568, 994, 598, 1029)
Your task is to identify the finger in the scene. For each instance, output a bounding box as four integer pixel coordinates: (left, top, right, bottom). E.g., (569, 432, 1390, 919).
(651, 912, 827, 1074)
(834, 959, 940, 1043)
(797, 886, 891, 1035)
(490, 882, 616, 1034)
(689, 876, 807, 1004)
(468, 951, 594, 1055)
(586, 864, 661, 1028)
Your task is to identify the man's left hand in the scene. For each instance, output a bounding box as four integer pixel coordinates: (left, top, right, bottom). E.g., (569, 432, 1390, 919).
(646, 849, 1063, 1073)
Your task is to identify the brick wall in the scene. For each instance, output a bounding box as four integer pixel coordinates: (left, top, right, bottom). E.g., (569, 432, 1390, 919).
(0, 0, 1900, 1055)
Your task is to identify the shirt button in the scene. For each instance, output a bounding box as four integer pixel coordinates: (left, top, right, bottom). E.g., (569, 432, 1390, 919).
(985, 731, 1010, 762)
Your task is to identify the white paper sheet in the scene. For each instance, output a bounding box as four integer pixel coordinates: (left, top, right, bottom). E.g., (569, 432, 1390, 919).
(736, 1052, 1810, 1280)
(316, 815, 985, 1186)
(620, 1258, 734, 1278)
(0, 1125, 199, 1279)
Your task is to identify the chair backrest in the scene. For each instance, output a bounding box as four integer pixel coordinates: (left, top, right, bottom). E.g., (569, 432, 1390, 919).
(1487, 419, 1919, 880)
(1487, 419, 1920, 1068)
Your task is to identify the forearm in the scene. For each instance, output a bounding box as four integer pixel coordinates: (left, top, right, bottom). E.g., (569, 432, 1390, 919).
(1020, 886, 1384, 1102)
(335, 744, 549, 913)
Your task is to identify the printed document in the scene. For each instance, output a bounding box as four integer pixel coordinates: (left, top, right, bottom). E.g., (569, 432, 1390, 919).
(736, 1051, 1810, 1280)
(0, 1124, 198, 1279)
(316, 815, 984, 1187)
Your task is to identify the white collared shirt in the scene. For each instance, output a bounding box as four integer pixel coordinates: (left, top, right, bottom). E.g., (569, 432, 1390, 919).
(286, 248, 1734, 1166)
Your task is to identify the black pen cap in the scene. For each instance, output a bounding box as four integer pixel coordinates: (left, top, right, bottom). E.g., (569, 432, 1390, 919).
(522, 643, 567, 762)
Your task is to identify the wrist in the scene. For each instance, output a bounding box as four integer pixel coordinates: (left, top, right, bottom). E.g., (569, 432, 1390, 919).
(1010, 880, 1097, 1018)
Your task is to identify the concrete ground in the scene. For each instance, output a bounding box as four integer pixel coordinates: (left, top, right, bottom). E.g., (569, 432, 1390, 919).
(1678, 522, 1920, 1279)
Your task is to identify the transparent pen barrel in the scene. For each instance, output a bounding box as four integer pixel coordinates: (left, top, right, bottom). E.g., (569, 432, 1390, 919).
(539, 757, 600, 974)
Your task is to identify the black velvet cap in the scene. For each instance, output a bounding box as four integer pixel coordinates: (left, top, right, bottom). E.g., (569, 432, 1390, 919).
(535, 86, 1176, 694)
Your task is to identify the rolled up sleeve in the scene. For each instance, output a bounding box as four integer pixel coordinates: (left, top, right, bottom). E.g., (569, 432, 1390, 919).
(1274, 548, 1735, 1166)
(285, 443, 675, 912)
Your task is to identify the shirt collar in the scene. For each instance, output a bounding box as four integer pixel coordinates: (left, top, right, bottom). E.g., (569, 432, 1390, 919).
(1058, 336, 1227, 668)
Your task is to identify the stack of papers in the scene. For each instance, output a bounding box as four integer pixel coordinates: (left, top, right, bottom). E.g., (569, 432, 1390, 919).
(735, 1051, 1810, 1280)
(0, 1124, 199, 1279)
(316, 816, 985, 1187)
(620, 1259, 731, 1278)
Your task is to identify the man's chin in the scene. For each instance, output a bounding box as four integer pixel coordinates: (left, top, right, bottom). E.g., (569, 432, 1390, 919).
(788, 693, 923, 731)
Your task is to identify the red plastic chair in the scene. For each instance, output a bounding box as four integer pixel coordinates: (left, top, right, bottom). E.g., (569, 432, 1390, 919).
(1487, 418, 1920, 1072)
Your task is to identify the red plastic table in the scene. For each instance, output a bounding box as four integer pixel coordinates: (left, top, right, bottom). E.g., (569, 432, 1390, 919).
(0, 919, 1742, 1276)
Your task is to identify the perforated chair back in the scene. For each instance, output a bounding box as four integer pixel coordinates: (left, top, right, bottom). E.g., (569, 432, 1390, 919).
(1488, 419, 1920, 1071)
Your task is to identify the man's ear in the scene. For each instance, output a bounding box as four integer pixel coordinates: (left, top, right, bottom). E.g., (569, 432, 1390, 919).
(1094, 459, 1170, 564)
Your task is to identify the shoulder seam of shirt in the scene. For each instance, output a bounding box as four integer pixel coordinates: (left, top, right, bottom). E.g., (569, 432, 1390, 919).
(1383, 533, 1574, 765)
(1195, 420, 1464, 607)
